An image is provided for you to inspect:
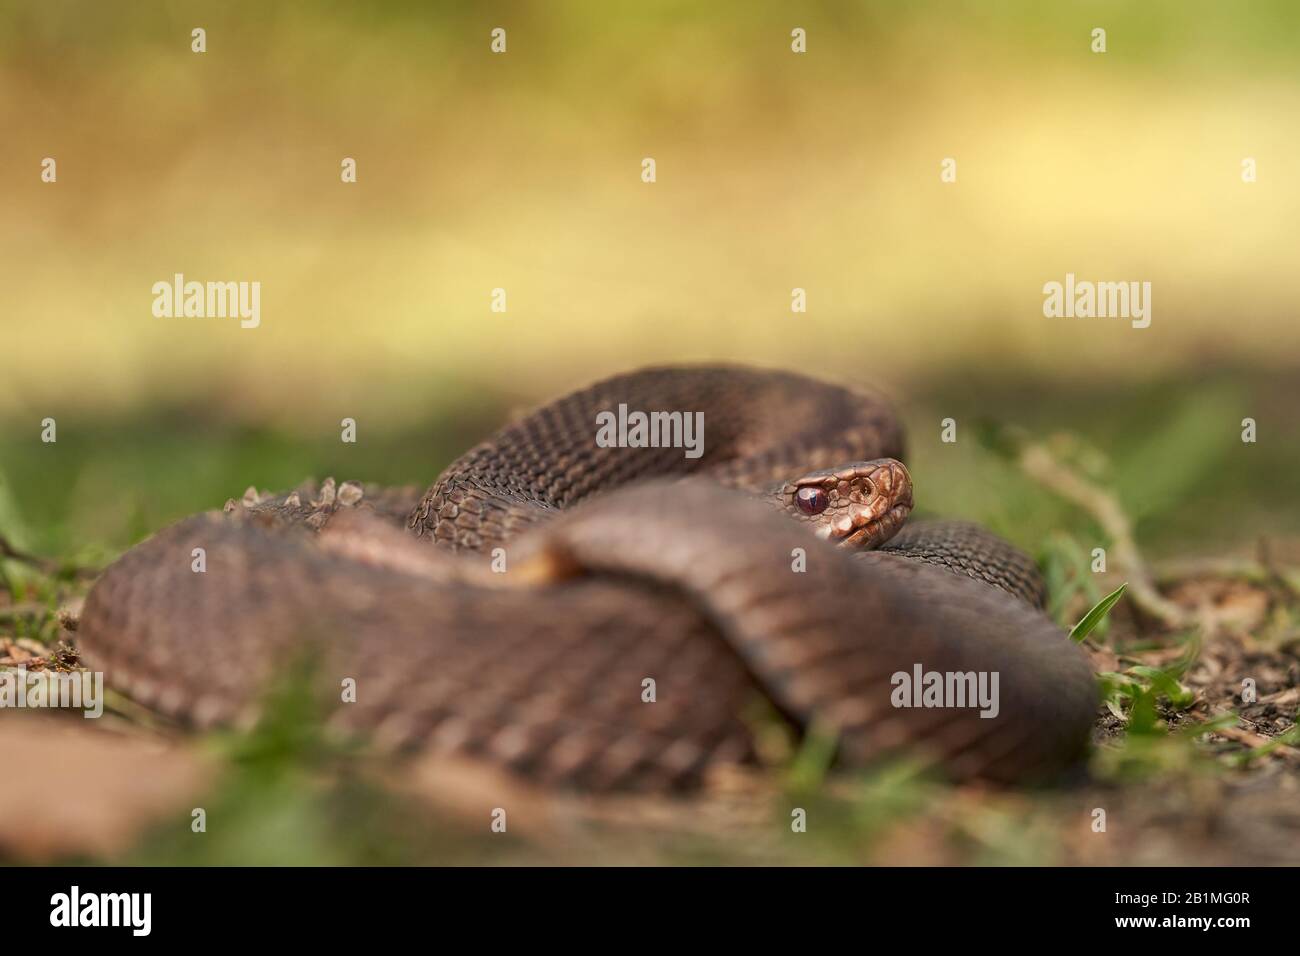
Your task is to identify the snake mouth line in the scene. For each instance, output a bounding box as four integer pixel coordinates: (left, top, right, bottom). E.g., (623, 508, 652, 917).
(835, 501, 912, 549)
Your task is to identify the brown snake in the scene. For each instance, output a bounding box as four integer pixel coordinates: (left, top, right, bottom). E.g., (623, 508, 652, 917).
(77, 366, 1097, 792)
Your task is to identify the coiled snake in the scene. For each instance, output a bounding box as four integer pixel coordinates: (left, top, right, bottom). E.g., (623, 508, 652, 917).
(77, 366, 1096, 792)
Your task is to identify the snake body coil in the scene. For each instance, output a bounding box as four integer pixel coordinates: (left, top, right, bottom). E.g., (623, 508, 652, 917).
(77, 366, 1096, 791)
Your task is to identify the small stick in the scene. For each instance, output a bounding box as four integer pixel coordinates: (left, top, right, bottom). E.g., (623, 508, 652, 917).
(0, 534, 99, 579)
(1213, 725, 1300, 765)
(1016, 444, 1193, 629)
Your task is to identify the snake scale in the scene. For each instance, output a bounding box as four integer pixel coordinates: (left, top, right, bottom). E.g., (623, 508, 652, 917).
(77, 366, 1097, 792)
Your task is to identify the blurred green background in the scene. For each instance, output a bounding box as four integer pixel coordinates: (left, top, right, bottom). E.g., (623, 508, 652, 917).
(1, 1, 1297, 559)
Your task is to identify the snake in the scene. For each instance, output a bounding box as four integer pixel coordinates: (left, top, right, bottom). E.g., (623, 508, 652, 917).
(76, 366, 1097, 792)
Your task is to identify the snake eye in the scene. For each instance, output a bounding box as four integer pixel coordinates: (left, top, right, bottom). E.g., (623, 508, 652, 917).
(795, 486, 829, 516)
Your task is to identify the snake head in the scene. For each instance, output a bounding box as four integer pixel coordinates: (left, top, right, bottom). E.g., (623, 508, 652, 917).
(778, 459, 913, 549)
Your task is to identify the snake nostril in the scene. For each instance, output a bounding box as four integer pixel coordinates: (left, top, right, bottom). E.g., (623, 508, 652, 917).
(795, 486, 829, 516)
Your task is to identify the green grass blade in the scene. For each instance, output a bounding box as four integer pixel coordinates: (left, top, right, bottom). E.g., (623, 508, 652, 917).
(1069, 582, 1128, 642)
